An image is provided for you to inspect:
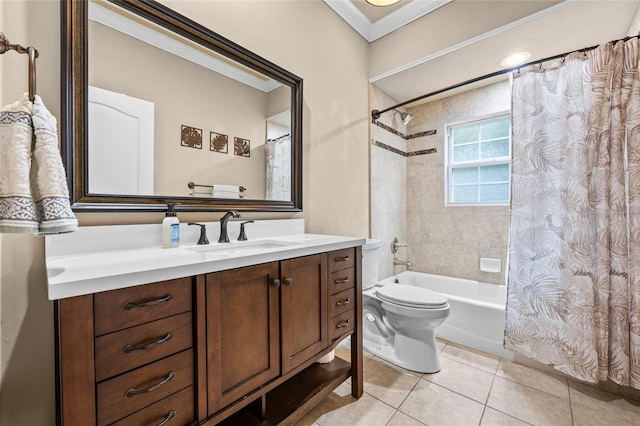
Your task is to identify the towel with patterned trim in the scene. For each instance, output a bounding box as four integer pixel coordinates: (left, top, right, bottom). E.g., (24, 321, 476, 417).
(0, 94, 77, 234)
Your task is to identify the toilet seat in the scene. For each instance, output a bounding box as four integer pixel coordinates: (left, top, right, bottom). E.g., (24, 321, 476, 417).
(375, 284, 448, 309)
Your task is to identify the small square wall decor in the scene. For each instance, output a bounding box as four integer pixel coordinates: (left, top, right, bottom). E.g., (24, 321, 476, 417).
(234, 137, 251, 157)
(181, 125, 202, 149)
(210, 132, 228, 153)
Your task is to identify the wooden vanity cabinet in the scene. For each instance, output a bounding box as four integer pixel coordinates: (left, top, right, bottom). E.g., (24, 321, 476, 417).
(56, 277, 195, 426)
(280, 253, 328, 373)
(56, 246, 363, 426)
(205, 262, 281, 415)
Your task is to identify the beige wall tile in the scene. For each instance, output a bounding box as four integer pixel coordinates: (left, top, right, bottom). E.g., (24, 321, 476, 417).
(371, 80, 511, 283)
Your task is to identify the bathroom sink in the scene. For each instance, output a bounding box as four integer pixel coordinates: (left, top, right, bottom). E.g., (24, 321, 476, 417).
(184, 239, 300, 254)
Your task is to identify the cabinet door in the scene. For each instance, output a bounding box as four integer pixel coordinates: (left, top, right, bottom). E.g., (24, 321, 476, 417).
(281, 253, 328, 373)
(206, 262, 280, 415)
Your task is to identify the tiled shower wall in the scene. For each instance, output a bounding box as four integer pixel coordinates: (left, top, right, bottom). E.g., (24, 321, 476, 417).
(370, 81, 511, 284)
(370, 87, 407, 281)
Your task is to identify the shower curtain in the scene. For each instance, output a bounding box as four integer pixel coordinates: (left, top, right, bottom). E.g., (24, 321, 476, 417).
(265, 136, 291, 201)
(506, 39, 640, 388)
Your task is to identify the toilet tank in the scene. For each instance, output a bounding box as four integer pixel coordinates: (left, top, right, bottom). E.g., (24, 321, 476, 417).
(362, 239, 381, 290)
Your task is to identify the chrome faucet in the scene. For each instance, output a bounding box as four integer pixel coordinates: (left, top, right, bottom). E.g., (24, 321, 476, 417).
(393, 258, 412, 270)
(218, 210, 241, 243)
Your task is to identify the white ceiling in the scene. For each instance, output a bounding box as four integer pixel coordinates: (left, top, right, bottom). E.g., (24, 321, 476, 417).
(324, 0, 640, 107)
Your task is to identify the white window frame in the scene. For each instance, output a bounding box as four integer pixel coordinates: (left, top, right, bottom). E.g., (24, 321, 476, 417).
(444, 111, 511, 207)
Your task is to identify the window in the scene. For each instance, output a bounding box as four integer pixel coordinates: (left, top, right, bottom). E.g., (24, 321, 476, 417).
(446, 114, 511, 205)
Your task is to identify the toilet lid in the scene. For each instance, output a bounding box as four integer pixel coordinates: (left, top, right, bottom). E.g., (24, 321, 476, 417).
(375, 284, 448, 309)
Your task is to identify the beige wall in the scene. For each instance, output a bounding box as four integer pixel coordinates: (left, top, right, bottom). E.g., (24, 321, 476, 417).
(1, 1, 60, 424)
(0, 1, 369, 424)
(370, 81, 510, 284)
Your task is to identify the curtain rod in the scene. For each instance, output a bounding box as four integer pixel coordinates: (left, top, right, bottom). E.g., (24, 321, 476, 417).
(371, 34, 640, 120)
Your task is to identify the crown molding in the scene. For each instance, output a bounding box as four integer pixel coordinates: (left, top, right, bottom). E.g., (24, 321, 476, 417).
(324, 0, 452, 42)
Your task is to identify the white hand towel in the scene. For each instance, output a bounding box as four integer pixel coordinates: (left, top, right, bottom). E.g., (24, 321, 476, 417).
(31, 95, 78, 234)
(212, 190, 241, 199)
(211, 184, 240, 193)
(0, 94, 39, 233)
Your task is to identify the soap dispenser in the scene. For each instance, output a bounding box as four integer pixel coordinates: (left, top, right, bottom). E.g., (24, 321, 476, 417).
(162, 203, 180, 248)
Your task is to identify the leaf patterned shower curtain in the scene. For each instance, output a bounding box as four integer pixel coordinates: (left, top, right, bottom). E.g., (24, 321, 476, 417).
(506, 39, 640, 388)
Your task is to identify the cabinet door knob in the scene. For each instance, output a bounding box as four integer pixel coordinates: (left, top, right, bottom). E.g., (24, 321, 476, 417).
(272, 279, 281, 288)
(284, 277, 293, 286)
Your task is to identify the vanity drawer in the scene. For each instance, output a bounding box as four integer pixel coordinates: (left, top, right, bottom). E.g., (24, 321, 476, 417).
(110, 385, 194, 426)
(329, 248, 355, 273)
(97, 349, 194, 426)
(95, 312, 192, 382)
(329, 288, 355, 318)
(94, 277, 192, 336)
(330, 309, 355, 341)
(330, 268, 355, 295)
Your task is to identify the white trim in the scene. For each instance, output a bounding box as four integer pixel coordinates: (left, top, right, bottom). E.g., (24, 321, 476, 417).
(370, 0, 580, 83)
(323, 0, 451, 42)
(89, 2, 281, 93)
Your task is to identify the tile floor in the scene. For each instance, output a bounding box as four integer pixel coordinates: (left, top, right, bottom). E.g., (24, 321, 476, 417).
(296, 338, 640, 426)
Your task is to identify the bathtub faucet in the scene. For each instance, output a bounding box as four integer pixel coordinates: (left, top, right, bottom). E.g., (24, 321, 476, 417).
(393, 257, 412, 270)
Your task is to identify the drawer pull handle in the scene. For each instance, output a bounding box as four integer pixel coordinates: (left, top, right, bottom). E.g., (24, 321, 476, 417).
(284, 277, 293, 286)
(125, 371, 176, 398)
(335, 277, 350, 284)
(335, 256, 350, 262)
(336, 297, 351, 306)
(157, 410, 176, 426)
(123, 294, 173, 310)
(122, 333, 173, 354)
(336, 319, 351, 328)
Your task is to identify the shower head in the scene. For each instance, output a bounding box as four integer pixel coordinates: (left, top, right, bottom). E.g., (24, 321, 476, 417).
(394, 110, 413, 125)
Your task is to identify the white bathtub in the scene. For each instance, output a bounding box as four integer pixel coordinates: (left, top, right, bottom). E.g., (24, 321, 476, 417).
(378, 271, 513, 359)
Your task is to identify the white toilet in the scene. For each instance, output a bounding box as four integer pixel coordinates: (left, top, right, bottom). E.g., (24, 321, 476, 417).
(362, 239, 450, 373)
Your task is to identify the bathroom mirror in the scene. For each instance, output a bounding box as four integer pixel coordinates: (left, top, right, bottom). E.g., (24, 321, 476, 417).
(61, 0, 303, 212)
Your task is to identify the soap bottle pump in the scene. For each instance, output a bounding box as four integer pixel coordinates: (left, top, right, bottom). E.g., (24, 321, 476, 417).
(162, 203, 180, 248)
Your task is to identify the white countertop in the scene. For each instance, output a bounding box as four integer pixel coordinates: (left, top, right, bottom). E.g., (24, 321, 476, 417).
(45, 220, 365, 300)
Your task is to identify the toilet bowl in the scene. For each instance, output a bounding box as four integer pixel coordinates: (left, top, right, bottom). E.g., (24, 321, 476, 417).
(361, 240, 450, 373)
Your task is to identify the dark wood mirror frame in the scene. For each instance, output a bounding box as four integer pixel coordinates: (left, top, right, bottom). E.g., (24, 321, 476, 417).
(61, 0, 303, 212)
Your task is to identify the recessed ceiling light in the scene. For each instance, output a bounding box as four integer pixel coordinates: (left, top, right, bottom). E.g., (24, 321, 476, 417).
(366, 0, 402, 6)
(500, 51, 532, 68)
